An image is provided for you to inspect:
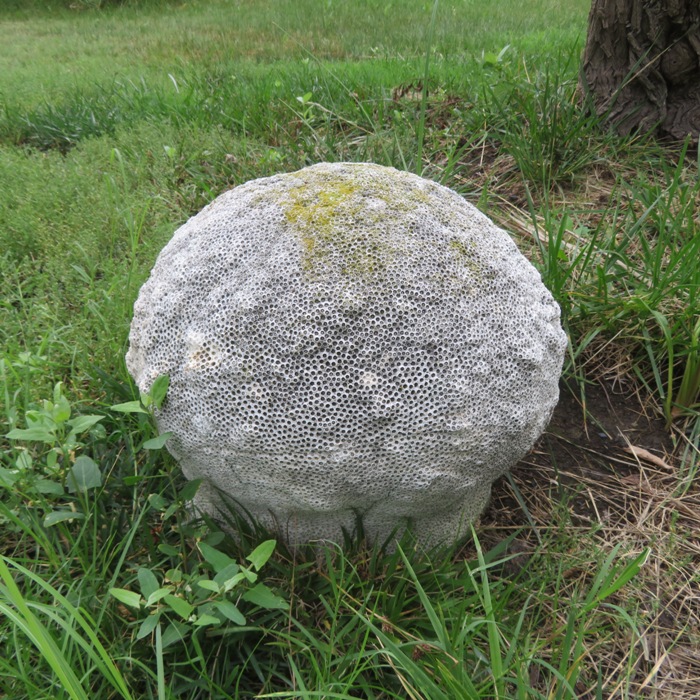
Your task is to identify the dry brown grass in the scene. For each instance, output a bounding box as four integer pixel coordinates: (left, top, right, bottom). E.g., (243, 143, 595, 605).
(478, 379, 700, 699)
(430, 132, 700, 696)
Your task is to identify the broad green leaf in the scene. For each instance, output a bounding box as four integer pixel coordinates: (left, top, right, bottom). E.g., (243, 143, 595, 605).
(90, 421, 106, 440)
(214, 600, 246, 625)
(163, 503, 179, 519)
(242, 567, 258, 583)
(193, 613, 220, 627)
(150, 375, 170, 409)
(25, 410, 44, 426)
(147, 493, 168, 511)
(213, 563, 241, 586)
(43, 510, 85, 527)
(15, 451, 32, 470)
(199, 542, 236, 573)
(110, 401, 148, 414)
(178, 479, 202, 502)
(165, 569, 183, 583)
(241, 583, 287, 610)
(5, 427, 55, 443)
(110, 588, 143, 608)
(0, 468, 19, 487)
(136, 613, 161, 640)
(161, 621, 189, 648)
(246, 539, 276, 571)
(66, 456, 102, 493)
(34, 478, 64, 496)
(158, 544, 179, 556)
(137, 568, 160, 600)
(205, 531, 226, 546)
(67, 415, 104, 434)
(142, 432, 173, 450)
(52, 394, 71, 423)
(164, 594, 194, 619)
(146, 587, 173, 606)
(197, 579, 221, 593)
(221, 572, 247, 591)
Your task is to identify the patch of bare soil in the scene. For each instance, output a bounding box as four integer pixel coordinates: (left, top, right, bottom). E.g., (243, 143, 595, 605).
(480, 378, 700, 699)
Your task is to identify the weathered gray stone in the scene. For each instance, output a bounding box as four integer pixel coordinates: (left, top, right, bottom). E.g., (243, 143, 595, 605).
(127, 163, 566, 547)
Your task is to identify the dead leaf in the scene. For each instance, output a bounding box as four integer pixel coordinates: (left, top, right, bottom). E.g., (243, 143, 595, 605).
(624, 445, 674, 471)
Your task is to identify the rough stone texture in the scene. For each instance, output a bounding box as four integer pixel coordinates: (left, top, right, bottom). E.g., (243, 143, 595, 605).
(127, 163, 567, 547)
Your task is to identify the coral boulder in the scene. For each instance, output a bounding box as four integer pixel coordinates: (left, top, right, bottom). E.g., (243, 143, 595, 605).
(127, 162, 566, 547)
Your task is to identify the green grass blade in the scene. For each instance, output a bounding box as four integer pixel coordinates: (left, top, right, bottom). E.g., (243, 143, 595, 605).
(0, 560, 89, 700)
(396, 544, 449, 652)
(583, 548, 651, 613)
(359, 614, 450, 700)
(0, 556, 134, 699)
(155, 622, 166, 700)
(415, 0, 440, 174)
(469, 527, 505, 698)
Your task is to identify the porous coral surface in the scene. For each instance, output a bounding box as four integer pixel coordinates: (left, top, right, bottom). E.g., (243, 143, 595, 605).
(127, 162, 567, 546)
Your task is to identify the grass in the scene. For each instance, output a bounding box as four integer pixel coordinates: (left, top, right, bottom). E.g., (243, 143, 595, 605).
(1, 0, 699, 697)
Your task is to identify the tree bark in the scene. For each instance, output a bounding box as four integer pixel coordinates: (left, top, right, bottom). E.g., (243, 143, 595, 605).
(581, 0, 700, 141)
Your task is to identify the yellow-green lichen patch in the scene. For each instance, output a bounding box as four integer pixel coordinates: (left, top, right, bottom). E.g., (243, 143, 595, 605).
(283, 176, 362, 262)
(277, 164, 434, 278)
(448, 238, 482, 277)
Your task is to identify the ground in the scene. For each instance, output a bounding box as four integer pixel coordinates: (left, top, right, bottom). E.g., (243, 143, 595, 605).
(479, 376, 700, 696)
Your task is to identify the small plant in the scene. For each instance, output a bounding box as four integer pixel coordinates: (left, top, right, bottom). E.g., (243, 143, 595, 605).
(110, 538, 287, 648)
(3, 381, 105, 527)
(111, 373, 170, 417)
(295, 91, 315, 122)
(673, 315, 700, 418)
(110, 373, 289, 681)
(1, 371, 288, 698)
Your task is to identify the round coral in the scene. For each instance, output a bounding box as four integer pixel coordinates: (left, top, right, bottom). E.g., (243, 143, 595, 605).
(127, 163, 566, 547)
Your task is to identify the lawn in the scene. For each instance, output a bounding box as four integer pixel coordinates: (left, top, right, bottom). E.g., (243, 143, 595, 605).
(0, 0, 698, 698)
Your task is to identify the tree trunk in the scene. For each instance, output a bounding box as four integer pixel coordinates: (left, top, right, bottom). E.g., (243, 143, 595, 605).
(581, 0, 700, 141)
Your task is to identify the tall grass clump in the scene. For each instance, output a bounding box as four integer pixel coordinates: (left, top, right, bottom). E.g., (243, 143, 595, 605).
(515, 140, 700, 421)
(486, 54, 612, 189)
